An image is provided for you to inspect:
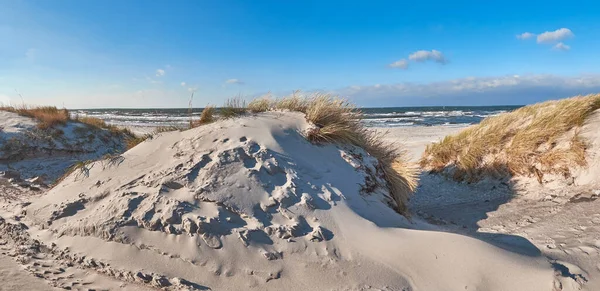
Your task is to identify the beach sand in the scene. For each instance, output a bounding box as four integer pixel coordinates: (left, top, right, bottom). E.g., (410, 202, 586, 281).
(375, 125, 467, 161)
(1, 113, 597, 290)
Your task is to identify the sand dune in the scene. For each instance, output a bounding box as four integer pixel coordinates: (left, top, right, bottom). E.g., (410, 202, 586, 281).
(8, 112, 573, 290)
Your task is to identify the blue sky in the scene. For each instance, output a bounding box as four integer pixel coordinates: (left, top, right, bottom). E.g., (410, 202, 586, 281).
(1, 0, 600, 108)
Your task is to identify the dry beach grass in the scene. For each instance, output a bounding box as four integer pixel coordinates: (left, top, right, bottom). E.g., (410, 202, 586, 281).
(0, 105, 69, 129)
(420, 94, 600, 183)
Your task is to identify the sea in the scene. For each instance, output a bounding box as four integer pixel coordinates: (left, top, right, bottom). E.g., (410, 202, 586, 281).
(71, 106, 522, 128)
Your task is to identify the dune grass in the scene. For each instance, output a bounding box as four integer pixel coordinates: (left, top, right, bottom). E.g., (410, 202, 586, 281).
(302, 94, 418, 212)
(220, 97, 248, 118)
(274, 91, 309, 112)
(421, 94, 600, 183)
(248, 97, 273, 113)
(196, 106, 216, 126)
(0, 105, 70, 129)
(72, 115, 138, 146)
(200, 106, 216, 124)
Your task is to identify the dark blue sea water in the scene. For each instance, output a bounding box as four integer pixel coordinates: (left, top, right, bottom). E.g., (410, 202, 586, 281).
(71, 106, 522, 128)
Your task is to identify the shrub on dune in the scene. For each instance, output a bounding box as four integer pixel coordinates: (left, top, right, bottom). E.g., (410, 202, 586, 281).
(421, 94, 600, 183)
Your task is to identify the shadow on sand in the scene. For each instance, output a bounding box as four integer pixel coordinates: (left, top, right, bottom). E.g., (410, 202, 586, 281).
(410, 172, 542, 257)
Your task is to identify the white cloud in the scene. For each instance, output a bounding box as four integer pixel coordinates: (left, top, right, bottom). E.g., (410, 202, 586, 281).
(180, 82, 186, 87)
(389, 59, 409, 69)
(408, 49, 447, 64)
(156, 69, 165, 77)
(554, 42, 570, 51)
(389, 50, 447, 69)
(337, 74, 600, 106)
(536, 28, 574, 44)
(225, 79, 244, 85)
(516, 32, 535, 40)
(188, 87, 197, 93)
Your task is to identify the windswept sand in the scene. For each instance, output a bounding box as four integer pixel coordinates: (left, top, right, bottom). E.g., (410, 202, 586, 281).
(0, 112, 596, 290)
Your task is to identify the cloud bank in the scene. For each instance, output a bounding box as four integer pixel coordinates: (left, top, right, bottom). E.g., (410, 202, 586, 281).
(337, 74, 600, 106)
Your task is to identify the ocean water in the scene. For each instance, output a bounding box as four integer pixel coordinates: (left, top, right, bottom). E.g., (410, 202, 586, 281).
(71, 106, 521, 128)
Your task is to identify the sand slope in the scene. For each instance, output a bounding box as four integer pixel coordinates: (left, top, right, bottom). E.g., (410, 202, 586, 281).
(0, 111, 127, 182)
(16, 112, 571, 290)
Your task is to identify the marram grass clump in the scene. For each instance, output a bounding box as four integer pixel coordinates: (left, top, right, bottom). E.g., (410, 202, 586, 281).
(191, 106, 216, 128)
(248, 97, 273, 113)
(420, 94, 600, 183)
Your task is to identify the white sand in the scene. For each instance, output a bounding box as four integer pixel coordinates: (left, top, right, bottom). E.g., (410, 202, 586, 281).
(1, 111, 596, 290)
(374, 125, 467, 161)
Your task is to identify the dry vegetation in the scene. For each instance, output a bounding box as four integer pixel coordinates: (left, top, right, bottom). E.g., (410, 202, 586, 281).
(195, 93, 418, 213)
(220, 97, 248, 118)
(0, 105, 141, 151)
(303, 94, 418, 212)
(248, 97, 272, 113)
(0, 105, 69, 129)
(421, 94, 600, 183)
(191, 106, 215, 128)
